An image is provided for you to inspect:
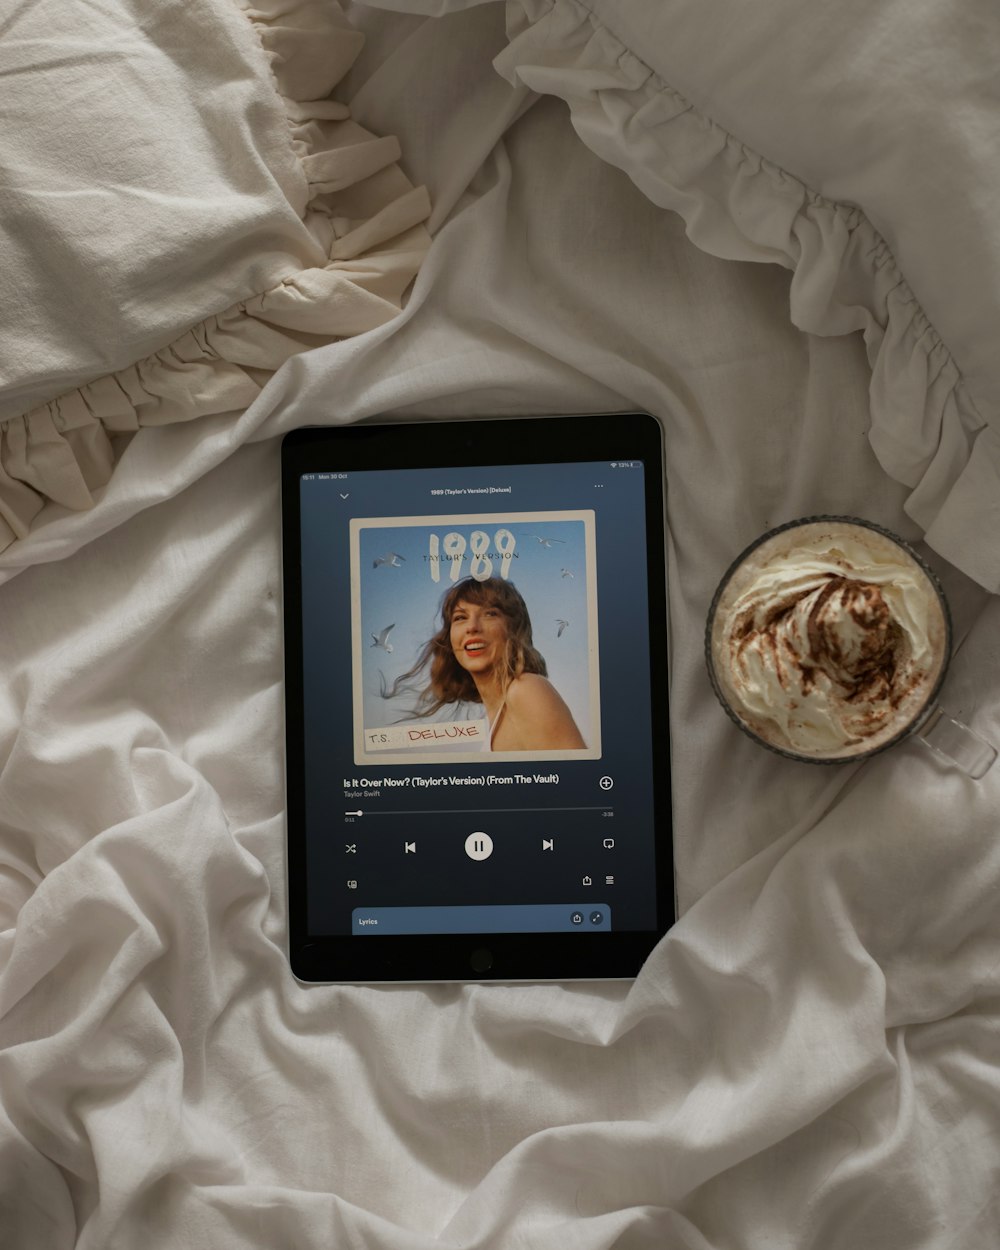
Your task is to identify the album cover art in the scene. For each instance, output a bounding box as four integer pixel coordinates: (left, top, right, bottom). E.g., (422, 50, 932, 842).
(350, 510, 601, 764)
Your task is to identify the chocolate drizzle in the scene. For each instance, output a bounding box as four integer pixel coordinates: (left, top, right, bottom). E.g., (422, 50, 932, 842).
(732, 574, 912, 741)
(805, 577, 900, 704)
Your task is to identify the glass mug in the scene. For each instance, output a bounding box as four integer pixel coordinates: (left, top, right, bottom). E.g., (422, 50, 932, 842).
(705, 516, 997, 778)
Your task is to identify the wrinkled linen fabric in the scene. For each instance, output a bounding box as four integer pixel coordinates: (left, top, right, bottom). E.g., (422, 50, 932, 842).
(3, 3, 1000, 1249)
(0, 0, 430, 551)
(362, 0, 1000, 594)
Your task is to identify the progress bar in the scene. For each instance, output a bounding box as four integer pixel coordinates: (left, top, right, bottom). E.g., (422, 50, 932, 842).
(348, 805, 613, 816)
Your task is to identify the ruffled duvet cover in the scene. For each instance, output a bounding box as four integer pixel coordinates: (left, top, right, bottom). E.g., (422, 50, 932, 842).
(2, 2, 998, 1248)
(0, 0, 431, 551)
(490, 0, 1000, 594)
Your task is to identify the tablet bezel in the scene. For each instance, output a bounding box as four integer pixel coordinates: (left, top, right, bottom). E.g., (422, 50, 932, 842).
(281, 413, 673, 982)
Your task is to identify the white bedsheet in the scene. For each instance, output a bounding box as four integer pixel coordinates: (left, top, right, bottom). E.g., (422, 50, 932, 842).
(2, 2, 999, 1247)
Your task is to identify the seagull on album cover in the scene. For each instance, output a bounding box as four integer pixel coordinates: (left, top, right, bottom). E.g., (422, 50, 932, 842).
(528, 535, 565, 548)
(373, 552, 406, 568)
(371, 624, 395, 653)
(556, 619, 569, 637)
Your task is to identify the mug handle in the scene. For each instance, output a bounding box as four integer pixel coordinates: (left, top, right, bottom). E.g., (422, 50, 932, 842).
(917, 707, 997, 779)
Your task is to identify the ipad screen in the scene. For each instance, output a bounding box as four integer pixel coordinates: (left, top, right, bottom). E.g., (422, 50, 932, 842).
(283, 415, 672, 980)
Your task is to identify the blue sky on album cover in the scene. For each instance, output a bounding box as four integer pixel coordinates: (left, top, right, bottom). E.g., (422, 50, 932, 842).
(357, 518, 593, 739)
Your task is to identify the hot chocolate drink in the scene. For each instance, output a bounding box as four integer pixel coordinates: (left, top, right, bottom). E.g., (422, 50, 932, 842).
(706, 518, 951, 761)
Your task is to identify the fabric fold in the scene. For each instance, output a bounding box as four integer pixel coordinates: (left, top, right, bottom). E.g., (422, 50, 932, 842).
(0, 0, 431, 554)
(492, 0, 1000, 592)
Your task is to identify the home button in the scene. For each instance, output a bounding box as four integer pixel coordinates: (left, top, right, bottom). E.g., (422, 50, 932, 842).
(469, 947, 493, 974)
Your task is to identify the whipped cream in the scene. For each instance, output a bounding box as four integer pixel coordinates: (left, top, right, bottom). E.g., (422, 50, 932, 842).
(709, 522, 949, 758)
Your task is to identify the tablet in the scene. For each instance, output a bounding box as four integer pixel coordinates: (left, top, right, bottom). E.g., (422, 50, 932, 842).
(281, 413, 673, 982)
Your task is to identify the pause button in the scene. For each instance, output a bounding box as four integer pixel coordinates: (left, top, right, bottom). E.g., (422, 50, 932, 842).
(465, 832, 494, 861)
